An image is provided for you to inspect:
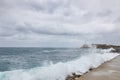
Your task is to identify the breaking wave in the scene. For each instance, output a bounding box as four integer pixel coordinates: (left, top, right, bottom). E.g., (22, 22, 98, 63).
(0, 48, 119, 80)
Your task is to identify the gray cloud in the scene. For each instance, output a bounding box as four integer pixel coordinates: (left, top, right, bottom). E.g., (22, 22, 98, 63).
(0, 0, 120, 47)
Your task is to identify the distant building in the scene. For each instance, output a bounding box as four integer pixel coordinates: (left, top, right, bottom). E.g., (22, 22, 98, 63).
(80, 44, 90, 48)
(80, 44, 96, 48)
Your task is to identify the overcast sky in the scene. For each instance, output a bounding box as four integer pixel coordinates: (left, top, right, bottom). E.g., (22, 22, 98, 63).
(0, 0, 120, 47)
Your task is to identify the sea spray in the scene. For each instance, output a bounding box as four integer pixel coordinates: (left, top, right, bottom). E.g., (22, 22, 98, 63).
(0, 48, 119, 80)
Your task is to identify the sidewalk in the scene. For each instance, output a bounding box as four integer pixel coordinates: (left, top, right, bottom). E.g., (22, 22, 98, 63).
(79, 55, 120, 80)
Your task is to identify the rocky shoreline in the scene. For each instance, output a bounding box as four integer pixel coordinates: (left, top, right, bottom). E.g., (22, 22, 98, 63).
(81, 44, 120, 53)
(65, 44, 120, 80)
(93, 44, 120, 53)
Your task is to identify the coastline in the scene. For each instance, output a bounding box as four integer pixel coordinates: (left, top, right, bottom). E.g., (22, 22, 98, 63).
(78, 55, 120, 80)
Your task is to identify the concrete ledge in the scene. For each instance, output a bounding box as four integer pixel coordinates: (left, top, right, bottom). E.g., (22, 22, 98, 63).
(79, 56, 120, 80)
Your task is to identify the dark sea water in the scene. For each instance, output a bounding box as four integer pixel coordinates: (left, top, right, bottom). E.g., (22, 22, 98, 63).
(0, 47, 90, 71)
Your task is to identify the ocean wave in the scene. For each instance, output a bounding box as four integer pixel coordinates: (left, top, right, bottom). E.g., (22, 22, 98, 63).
(0, 49, 119, 80)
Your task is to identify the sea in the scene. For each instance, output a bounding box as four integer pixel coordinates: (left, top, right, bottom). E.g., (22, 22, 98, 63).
(0, 47, 119, 80)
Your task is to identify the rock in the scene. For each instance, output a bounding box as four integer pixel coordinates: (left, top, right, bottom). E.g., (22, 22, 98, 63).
(92, 44, 120, 53)
(89, 68, 93, 71)
(65, 73, 81, 80)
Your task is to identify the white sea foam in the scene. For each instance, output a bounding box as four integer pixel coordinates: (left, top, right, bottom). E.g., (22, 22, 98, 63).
(0, 49, 119, 80)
